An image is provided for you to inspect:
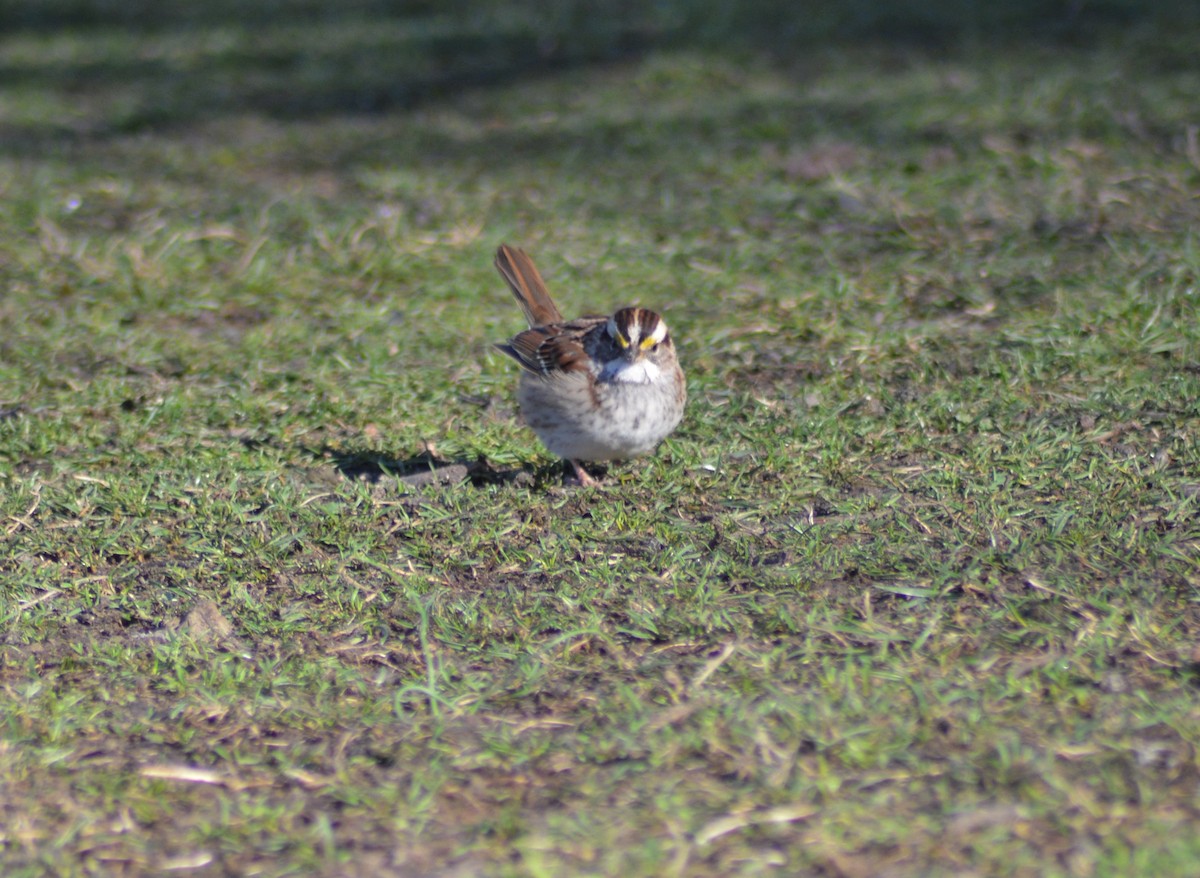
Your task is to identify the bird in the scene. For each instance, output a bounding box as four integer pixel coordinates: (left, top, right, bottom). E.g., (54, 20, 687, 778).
(493, 244, 686, 485)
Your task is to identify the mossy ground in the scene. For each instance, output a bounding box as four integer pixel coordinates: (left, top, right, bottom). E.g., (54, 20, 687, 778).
(3, 5, 1200, 876)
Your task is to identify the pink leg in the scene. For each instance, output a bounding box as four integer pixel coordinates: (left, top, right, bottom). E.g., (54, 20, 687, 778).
(567, 459, 597, 486)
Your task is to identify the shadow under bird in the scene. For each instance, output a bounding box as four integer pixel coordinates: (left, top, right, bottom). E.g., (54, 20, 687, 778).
(493, 244, 686, 485)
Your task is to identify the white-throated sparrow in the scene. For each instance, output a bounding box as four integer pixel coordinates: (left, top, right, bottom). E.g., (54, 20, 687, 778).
(493, 244, 686, 485)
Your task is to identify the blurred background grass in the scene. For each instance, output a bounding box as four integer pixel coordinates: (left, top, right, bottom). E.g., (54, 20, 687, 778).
(4, 0, 1199, 136)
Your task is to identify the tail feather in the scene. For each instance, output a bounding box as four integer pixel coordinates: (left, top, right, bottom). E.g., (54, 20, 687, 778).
(495, 244, 563, 327)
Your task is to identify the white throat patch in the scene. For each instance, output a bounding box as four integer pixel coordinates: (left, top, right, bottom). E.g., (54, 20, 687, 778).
(602, 358, 662, 384)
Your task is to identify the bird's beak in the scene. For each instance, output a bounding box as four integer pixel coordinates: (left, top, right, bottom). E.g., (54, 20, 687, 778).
(623, 342, 647, 363)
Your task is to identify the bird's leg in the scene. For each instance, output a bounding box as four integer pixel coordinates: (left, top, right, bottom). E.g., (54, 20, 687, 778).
(566, 459, 597, 486)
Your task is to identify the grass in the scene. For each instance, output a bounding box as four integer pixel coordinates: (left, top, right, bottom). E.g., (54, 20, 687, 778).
(3, 4, 1200, 876)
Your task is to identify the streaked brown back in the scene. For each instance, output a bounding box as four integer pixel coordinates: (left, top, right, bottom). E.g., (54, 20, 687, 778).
(498, 323, 595, 376)
(494, 244, 563, 327)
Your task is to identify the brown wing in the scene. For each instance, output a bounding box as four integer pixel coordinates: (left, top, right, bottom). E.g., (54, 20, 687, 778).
(494, 244, 563, 327)
(495, 317, 606, 376)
